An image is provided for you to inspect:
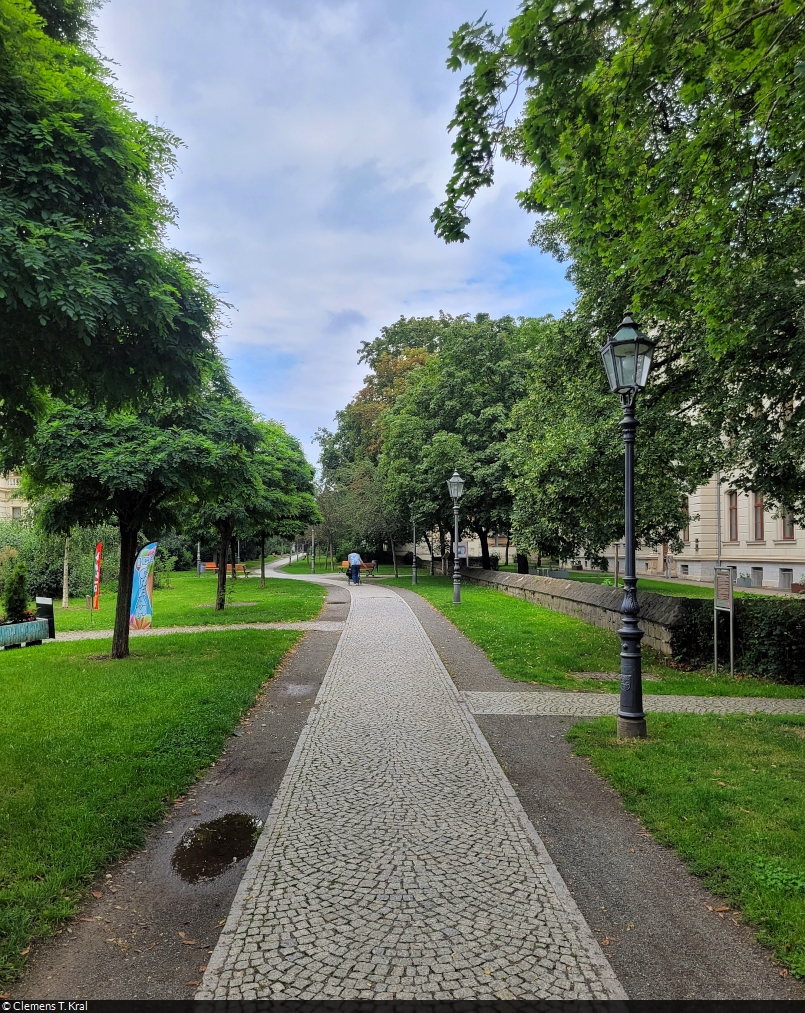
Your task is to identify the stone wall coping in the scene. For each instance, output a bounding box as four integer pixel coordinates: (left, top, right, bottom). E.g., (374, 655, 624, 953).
(464, 568, 689, 628)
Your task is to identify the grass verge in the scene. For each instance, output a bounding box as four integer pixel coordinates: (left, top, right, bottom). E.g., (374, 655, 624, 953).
(387, 575, 805, 697)
(0, 630, 299, 984)
(54, 570, 325, 632)
(568, 713, 805, 977)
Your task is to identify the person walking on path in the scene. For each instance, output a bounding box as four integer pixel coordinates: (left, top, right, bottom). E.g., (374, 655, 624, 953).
(348, 550, 363, 585)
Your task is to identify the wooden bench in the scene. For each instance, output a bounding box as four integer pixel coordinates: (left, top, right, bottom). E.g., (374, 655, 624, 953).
(338, 561, 376, 575)
(204, 562, 247, 576)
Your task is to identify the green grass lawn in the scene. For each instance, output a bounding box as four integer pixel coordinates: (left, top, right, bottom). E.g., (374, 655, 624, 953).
(387, 575, 805, 698)
(569, 714, 805, 977)
(54, 570, 325, 632)
(0, 630, 299, 985)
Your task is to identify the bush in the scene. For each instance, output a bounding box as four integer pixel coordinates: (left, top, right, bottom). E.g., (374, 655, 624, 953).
(3, 561, 30, 623)
(671, 597, 805, 684)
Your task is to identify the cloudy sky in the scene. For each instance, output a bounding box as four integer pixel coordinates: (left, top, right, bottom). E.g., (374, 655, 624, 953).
(95, 0, 575, 461)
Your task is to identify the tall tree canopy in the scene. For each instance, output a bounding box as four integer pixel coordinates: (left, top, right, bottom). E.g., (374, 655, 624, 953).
(0, 0, 218, 461)
(507, 316, 714, 562)
(381, 314, 533, 568)
(434, 0, 805, 516)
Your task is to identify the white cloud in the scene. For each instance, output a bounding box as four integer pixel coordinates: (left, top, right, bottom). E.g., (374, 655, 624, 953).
(95, 0, 575, 459)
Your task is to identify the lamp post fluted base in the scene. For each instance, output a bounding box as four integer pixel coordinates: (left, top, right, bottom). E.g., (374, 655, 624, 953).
(617, 715, 647, 738)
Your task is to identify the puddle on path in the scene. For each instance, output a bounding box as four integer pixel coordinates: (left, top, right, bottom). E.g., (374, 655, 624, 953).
(171, 813, 262, 883)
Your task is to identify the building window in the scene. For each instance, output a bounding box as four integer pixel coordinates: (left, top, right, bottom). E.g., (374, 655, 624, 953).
(751, 566, 763, 588)
(681, 496, 690, 543)
(783, 512, 795, 540)
(728, 492, 738, 541)
(780, 568, 793, 591)
(11, 506, 21, 520)
(680, 564, 689, 575)
(753, 491, 764, 540)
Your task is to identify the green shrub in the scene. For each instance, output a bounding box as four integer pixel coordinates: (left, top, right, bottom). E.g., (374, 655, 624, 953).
(2, 561, 30, 623)
(671, 597, 805, 683)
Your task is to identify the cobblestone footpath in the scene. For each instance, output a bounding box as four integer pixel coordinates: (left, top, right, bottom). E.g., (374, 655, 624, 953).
(464, 690, 805, 717)
(197, 584, 625, 1001)
(52, 620, 345, 642)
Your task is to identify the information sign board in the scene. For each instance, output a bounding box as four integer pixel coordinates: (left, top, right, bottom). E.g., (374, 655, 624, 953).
(713, 567, 734, 677)
(715, 568, 733, 611)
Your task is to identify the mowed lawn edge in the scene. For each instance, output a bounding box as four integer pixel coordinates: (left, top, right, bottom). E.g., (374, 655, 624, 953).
(388, 575, 805, 698)
(0, 629, 300, 985)
(569, 714, 805, 978)
(52, 571, 326, 632)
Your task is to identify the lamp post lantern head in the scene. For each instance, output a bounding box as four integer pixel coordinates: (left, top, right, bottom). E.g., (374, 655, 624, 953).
(447, 470, 465, 502)
(600, 311, 656, 397)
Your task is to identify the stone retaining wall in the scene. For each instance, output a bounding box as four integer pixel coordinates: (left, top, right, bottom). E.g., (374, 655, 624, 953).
(462, 568, 687, 655)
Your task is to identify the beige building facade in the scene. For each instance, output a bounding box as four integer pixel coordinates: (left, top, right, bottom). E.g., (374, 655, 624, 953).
(598, 476, 804, 590)
(0, 473, 26, 521)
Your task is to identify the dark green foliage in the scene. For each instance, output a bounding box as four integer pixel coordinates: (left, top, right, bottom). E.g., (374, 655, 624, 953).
(435, 0, 805, 517)
(0, 0, 218, 461)
(31, 0, 99, 42)
(2, 560, 29, 622)
(672, 598, 805, 683)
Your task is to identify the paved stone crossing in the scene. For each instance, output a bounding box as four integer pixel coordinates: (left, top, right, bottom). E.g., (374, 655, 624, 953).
(464, 690, 805, 717)
(197, 584, 625, 1001)
(53, 620, 345, 642)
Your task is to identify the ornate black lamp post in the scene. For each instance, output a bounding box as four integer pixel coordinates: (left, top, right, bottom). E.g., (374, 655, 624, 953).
(411, 512, 418, 586)
(599, 312, 656, 738)
(446, 470, 465, 604)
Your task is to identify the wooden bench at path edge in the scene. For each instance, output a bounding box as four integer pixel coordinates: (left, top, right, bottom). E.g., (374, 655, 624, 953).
(204, 562, 248, 576)
(338, 560, 376, 575)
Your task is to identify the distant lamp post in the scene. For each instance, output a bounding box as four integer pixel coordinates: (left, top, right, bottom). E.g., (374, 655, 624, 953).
(446, 470, 465, 604)
(411, 512, 418, 585)
(599, 311, 656, 738)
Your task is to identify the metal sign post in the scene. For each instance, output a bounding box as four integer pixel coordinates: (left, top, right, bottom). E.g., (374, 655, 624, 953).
(714, 566, 734, 678)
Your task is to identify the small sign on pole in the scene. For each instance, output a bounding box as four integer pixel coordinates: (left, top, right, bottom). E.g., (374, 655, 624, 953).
(714, 566, 734, 678)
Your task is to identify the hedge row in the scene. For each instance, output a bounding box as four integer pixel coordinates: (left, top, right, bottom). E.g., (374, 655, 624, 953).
(670, 597, 805, 683)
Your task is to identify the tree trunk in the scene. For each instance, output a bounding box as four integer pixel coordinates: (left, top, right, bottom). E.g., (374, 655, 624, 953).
(230, 537, 238, 580)
(260, 533, 266, 588)
(476, 525, 491, 569)
(390, 534, 398, 578)
(61, 536, 70, 608)
(112, 527, 139, 659)
(505, 535, 509, 567)
(423, 531, 435, 575)
(216, 523, 233, 610)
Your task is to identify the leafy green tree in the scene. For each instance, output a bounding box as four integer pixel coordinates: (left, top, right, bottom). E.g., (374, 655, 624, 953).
(381, 314, 532, 568)
(434, 0, 805, 516)
(25, 379, 260, 657)
(507, 317, 715, 562)
(247, 422, 319, 587)
(0, 0, 218, 462)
